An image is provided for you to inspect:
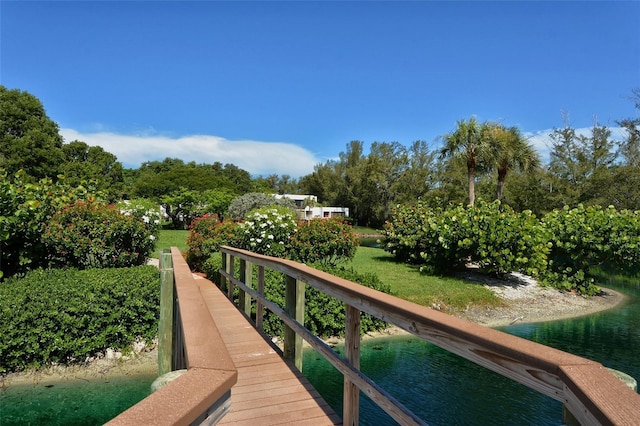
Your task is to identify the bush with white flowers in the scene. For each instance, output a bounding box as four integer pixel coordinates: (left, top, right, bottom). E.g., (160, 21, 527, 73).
(116, 198, 162, 242)
(236, 206, 297, 257)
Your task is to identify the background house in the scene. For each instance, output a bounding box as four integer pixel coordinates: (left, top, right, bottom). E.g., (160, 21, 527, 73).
(273, 194, 349, 220)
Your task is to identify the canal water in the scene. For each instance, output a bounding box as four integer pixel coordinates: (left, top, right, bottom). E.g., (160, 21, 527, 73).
(303, 276, 640, 425)
(0, 369, 157, 425)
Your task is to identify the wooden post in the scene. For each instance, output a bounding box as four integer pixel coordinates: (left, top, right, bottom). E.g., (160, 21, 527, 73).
(220, 251, 227, 292)
(343, 304, 361, 426)
(284, 274, 305, 372)
(226, 253, 235, 300)
(239, 259, 252, 317)
(158, 251, 174, 376)
(256, 265, 265, 332)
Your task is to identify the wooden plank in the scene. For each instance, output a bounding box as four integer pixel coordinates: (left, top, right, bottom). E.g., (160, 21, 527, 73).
(196, 274, 340, 426)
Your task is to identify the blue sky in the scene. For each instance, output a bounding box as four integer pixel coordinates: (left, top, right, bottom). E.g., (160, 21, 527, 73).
(1, 1, 639, 177)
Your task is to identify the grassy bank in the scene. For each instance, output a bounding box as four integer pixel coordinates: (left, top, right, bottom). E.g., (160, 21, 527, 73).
(349, 246, 502, 312)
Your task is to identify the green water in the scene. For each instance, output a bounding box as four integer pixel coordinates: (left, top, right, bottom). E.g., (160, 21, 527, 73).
(303, 279, 640, 425)
(0, 371, 157, 425)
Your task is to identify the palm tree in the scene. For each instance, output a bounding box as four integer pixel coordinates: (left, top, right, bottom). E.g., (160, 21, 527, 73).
(439, 117, 488, 206)
(484, 124, 541, 200)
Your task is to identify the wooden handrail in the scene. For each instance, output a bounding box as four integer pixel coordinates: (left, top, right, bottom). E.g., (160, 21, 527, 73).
(107, 247, 237, 426)
(219, 245, 640, 426)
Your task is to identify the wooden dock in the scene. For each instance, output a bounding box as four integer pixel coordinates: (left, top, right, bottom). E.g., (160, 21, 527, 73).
(194, 274, 342, 425)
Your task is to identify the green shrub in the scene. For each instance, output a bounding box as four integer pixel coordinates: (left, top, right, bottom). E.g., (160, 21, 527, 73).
(541, 205, 640, 295)
(290, 218, 358, 266)
(384, 200, 549, 277)
(0, 170, 100, 279)
(258, 265, 391, 339)
(42, 200, 155, 269)
(0, 266, 159, 373)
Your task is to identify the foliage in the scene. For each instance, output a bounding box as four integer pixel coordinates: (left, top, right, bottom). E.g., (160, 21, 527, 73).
(541, 205, 640, 295)
(0, 266, 159, 373)
(185, 215, 238, 273)
(227, 192, 296, 220)
(384, 200, 549, 277)
(42, 200, 156, 269)
(60, 140, 125, 200)
(0, 85, 64, 180)
(290, 218, 358, 266)
(257, 265, 391, 339)
(235, 206, 297, 257)
(129, 158, 252, 201)
(299, 140, 438, 228)
(160, 187, 237, 229)
(0, 170, 100, 279)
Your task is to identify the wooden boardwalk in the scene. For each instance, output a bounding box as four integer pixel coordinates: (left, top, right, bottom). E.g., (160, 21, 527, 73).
(194, 274, 342, 425)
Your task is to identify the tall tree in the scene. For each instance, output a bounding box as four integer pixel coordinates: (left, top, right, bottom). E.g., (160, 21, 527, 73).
(439, 117, 488, 206)
(484, 124, 540, 200)
(60, 140, 124, 200)
(616, 88, 640, 167)
(0, 86, 64, 180)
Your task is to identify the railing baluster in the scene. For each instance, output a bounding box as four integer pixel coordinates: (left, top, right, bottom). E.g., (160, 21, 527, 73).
(284, 274, 305, 372)
(239, 259, 252, 317)
(226, 253, 235, 300)
(158, 250, 174, 376)
(343, 304, 361, 426)
(256, 265, 265, 332)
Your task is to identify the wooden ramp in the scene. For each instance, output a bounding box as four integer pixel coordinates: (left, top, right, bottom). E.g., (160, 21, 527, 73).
(194, 275, 342, 426)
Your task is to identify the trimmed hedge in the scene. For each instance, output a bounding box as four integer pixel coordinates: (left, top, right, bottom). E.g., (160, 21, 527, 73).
(0, 266, 159, 373)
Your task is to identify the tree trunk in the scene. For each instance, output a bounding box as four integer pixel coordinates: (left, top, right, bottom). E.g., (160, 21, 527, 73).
(468, 165, 476, 206)
(496, 168, 507, 200)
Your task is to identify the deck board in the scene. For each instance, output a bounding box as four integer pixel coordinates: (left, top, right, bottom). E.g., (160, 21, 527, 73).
(194, 276, 342, 425)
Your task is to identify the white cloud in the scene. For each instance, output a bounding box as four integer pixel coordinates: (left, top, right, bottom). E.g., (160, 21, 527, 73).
(59, 129, 320, 177)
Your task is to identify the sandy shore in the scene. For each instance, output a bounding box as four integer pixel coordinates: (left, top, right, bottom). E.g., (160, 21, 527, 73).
(1, 271, 626, 387)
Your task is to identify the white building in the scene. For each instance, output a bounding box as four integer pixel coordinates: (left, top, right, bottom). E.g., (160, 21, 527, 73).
(273, 194, 349, 221)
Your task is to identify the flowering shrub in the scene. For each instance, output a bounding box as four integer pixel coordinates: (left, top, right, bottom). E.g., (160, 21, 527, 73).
(43, 200, 155, 269)
(185, 214, 238, 272)
(116, 198, 162, 240)
(290, 218, 358, 266)
(235, 206, 297, 257)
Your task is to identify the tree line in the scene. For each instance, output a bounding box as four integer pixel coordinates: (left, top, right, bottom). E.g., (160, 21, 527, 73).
(2, 85, 639, 228)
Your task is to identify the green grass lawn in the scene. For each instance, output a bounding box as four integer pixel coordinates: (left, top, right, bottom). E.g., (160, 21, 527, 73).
(348, 246, 502, 312)
(155, 229, 189, 254)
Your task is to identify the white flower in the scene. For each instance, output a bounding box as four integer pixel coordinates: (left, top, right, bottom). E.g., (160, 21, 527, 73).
(256, 238, 262, 243)
(149, 235, 156, 241)
(268, 234, 274, 239)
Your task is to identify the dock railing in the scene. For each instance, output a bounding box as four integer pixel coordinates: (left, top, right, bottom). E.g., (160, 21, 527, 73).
(219, 245, 640, 426)
(107, 247, 238, 426)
